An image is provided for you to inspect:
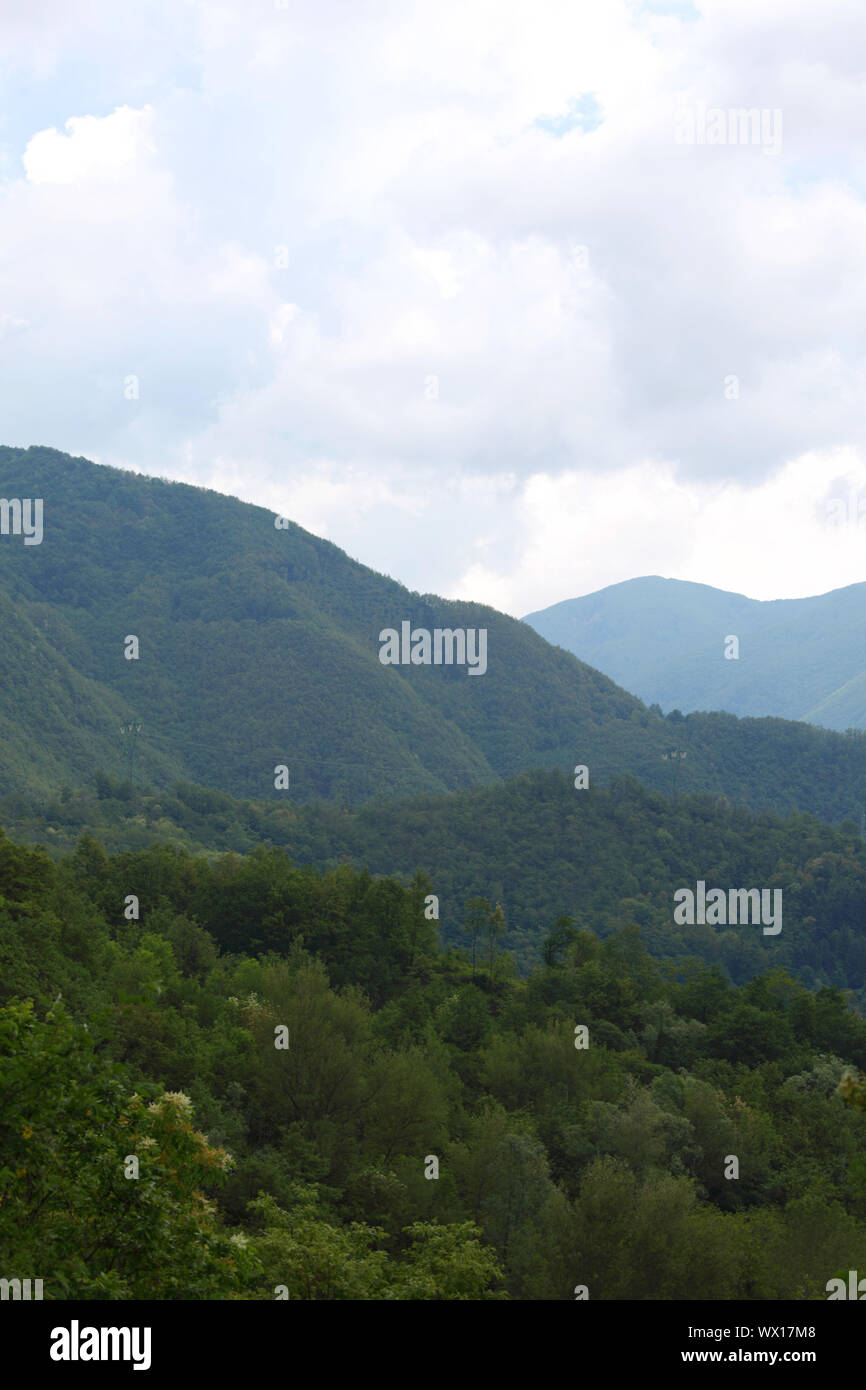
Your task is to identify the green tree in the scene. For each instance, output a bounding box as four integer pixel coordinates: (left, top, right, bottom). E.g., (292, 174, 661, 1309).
(0, 1000, 247, 1298)
(247, 1189, 504, 1299)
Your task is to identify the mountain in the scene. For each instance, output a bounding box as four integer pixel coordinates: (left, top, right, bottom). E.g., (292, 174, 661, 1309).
(523, 575, 866, 730)
(0, 444, 662, 804)
(4, 445, 866, 827)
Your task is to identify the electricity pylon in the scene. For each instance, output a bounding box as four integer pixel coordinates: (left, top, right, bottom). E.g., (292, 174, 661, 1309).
(119, 722, 143, 786)
(662, 748, 687, 802)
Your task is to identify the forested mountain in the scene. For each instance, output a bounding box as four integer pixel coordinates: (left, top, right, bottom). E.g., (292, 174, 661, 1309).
(4, 824, 866, 1301)
(524, 575, 866, 730)
(0, 444, 656, 804)
(5, 446, 866, 831)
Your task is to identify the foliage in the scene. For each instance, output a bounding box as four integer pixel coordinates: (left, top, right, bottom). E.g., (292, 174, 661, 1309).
(2, 823, 866, 1299)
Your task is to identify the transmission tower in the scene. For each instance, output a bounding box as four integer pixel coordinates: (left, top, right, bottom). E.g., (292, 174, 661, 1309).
(119, 722, 143, 786)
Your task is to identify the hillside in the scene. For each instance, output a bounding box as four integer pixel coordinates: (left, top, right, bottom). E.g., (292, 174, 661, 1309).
(5, 447, 866, 829)
(0, 445, 673, 804)
(523, 575, 866, 730)
(7, 767, 866, 997)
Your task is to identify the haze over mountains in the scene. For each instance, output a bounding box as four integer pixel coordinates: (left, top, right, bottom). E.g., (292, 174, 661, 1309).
(4, 446, 866, 831)
(524, 576, 866, 732)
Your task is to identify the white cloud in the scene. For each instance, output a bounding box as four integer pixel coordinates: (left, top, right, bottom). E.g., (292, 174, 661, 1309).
(22, 105, 155, 184)
(451, 448, 866, 615)
(1, 0, 865, 613)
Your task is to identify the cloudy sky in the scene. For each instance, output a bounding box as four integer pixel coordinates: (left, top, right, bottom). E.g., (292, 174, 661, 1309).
(2, 0, 866, 616)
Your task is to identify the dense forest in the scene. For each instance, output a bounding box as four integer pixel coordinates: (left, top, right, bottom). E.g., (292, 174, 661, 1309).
(3, 823, 866, 1299)
(8, 768, 866, 995)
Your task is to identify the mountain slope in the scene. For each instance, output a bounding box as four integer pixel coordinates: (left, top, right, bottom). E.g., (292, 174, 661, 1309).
(5, 445, 866, 826)
(523, 575, 866, 728)
(0, 445, 669, 803)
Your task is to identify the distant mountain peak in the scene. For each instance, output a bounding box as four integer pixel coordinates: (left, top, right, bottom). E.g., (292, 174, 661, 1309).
(524, 575, 866, 729)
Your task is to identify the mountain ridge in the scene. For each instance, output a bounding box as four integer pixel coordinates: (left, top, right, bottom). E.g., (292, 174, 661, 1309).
(523, 574, 866, 729)
(3, 445, 866, 829)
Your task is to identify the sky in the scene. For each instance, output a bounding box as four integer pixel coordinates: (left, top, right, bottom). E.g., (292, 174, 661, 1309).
(2, 0, 866, 617)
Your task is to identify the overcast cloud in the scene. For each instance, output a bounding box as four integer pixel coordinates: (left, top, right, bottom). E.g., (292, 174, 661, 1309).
(2, 0, 866, 613)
